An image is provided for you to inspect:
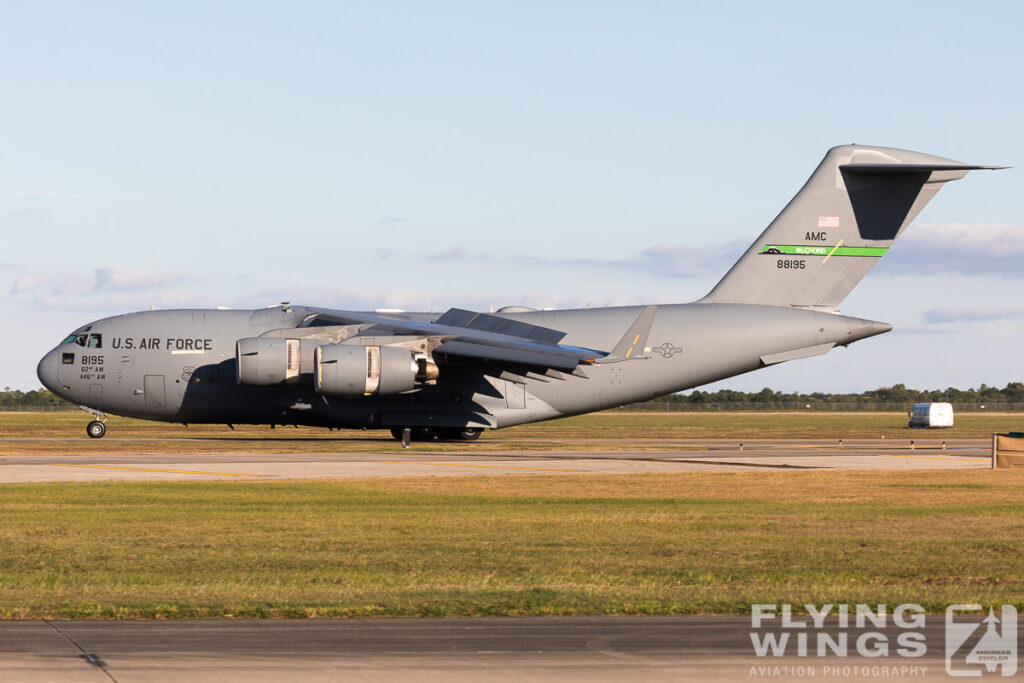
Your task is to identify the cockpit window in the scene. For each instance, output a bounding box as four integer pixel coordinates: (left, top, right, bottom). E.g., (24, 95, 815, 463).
(64, 333, 101, 347)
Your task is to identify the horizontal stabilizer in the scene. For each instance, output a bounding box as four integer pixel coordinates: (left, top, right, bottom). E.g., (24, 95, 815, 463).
(840, 163, 1009, 174)
(760, 342, 835, 367)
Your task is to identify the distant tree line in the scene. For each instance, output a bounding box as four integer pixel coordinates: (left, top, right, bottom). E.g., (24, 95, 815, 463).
(0, 388, 72, 410)
(3, 382, 1024, 412)
(619, 382, 1024, 412)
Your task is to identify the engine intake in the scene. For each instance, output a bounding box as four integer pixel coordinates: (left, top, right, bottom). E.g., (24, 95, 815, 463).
(236, 337, 301, 386)
(315, 344, 418, 396)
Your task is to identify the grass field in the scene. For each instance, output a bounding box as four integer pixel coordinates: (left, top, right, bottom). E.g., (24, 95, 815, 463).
(1, 410, 1022, 455)
(2, 411, 1022, 619)
(0, 471, 1023, 618)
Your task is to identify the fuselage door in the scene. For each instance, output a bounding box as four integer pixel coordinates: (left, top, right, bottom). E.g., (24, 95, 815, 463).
(144, 375, 166, 407)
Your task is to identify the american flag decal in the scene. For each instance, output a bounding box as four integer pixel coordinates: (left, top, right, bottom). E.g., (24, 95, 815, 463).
(817, 216, 840, 228)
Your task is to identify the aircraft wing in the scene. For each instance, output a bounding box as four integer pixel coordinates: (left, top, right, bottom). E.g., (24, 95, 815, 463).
(429, 338, 597, 372)
(305, 307, 603, 372)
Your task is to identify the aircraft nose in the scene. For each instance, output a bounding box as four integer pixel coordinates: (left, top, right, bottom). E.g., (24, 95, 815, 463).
(36, 349, 60, 393)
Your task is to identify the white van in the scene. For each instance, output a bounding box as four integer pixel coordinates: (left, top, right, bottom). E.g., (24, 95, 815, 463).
(908, 402, 954, 428)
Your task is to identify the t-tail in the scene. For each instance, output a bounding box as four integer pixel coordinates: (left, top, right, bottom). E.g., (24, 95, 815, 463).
(701, 144, 1005, 309)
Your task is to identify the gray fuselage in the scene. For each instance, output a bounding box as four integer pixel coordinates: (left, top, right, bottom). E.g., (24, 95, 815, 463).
(36, 303, 888, 431)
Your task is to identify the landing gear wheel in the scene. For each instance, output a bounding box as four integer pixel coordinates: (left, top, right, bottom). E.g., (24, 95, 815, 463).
(86, 420, 106, 439)
(413, 426, 439, 441)
(447, 427, 482, 441)
(390, 427, 437, 444)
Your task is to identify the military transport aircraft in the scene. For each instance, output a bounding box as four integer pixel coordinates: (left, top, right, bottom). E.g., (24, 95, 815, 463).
(37, 145, 1003, 446)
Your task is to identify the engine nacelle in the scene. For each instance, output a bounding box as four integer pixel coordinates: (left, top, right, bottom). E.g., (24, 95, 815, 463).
(236, 337, 301, 386)
(314, 344, 418, 396)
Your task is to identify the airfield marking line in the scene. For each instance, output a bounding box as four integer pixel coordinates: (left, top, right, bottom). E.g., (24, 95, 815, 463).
(49, 464, 263, 477)
(874, 454, 990, 462)
(745, 444, 968, 451)
(673, 459, 822, 469)
(376, 460, 576, 472)
(745, 444, 833, 450)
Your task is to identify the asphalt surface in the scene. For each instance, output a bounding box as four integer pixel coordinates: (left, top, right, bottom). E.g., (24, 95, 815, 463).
(4, 614, 1012, 682)
(0, 438, 993, 481)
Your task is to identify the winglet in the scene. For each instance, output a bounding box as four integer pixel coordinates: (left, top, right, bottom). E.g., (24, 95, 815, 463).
(596, 305, 657, 364)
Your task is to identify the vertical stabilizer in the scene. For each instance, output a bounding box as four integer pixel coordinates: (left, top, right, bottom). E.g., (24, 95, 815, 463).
(700, 145, 1000, 308)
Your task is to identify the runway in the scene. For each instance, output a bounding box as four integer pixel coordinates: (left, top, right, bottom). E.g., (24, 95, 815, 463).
(3, 614, 1009, 682)
(0, 438, 992, 481)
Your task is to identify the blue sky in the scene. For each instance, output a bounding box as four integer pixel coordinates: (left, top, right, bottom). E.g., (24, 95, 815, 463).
(3, 1, 1022, 392)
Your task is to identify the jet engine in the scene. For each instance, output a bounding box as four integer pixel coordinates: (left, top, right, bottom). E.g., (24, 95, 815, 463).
(236, 337, 302, 386)
(314, 344, 421, 396)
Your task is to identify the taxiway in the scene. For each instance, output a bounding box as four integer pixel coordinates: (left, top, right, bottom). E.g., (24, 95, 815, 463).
(0, 438, 992, 481)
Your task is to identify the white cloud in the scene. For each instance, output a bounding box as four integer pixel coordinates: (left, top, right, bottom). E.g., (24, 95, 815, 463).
(32, 290, 209, 313)
(11, 273, 55, 294)
(94, 265, 184, 291)
(888, 325, 956, 336)
(9, 265, 191, 311)
(423, 239, 748, 278)
(623, 240, 748, 278)
(430, 247, 470, 261)
(923, 306, 1024, 324)
(878, 223, 1024, 277)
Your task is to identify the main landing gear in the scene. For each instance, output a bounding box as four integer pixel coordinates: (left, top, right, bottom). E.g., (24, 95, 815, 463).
(390, 426, 483, 446)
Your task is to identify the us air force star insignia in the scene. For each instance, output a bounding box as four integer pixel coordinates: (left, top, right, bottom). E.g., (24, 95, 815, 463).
(656, 343, 682, 358)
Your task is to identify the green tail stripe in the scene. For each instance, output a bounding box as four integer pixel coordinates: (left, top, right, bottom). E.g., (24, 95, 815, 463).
(759, 245, 889, 257)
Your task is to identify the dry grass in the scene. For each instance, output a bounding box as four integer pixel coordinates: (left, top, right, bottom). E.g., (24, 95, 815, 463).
(357, 469, 1024, 506)
(0, 470, 1021, 618)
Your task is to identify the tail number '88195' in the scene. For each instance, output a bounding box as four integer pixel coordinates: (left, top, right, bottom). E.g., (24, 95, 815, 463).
(777, 259, 805, 269)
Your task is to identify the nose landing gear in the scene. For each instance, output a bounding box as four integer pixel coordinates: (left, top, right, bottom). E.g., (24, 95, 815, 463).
(79, 406, 108, 439)
(87, 420, 107, 439)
